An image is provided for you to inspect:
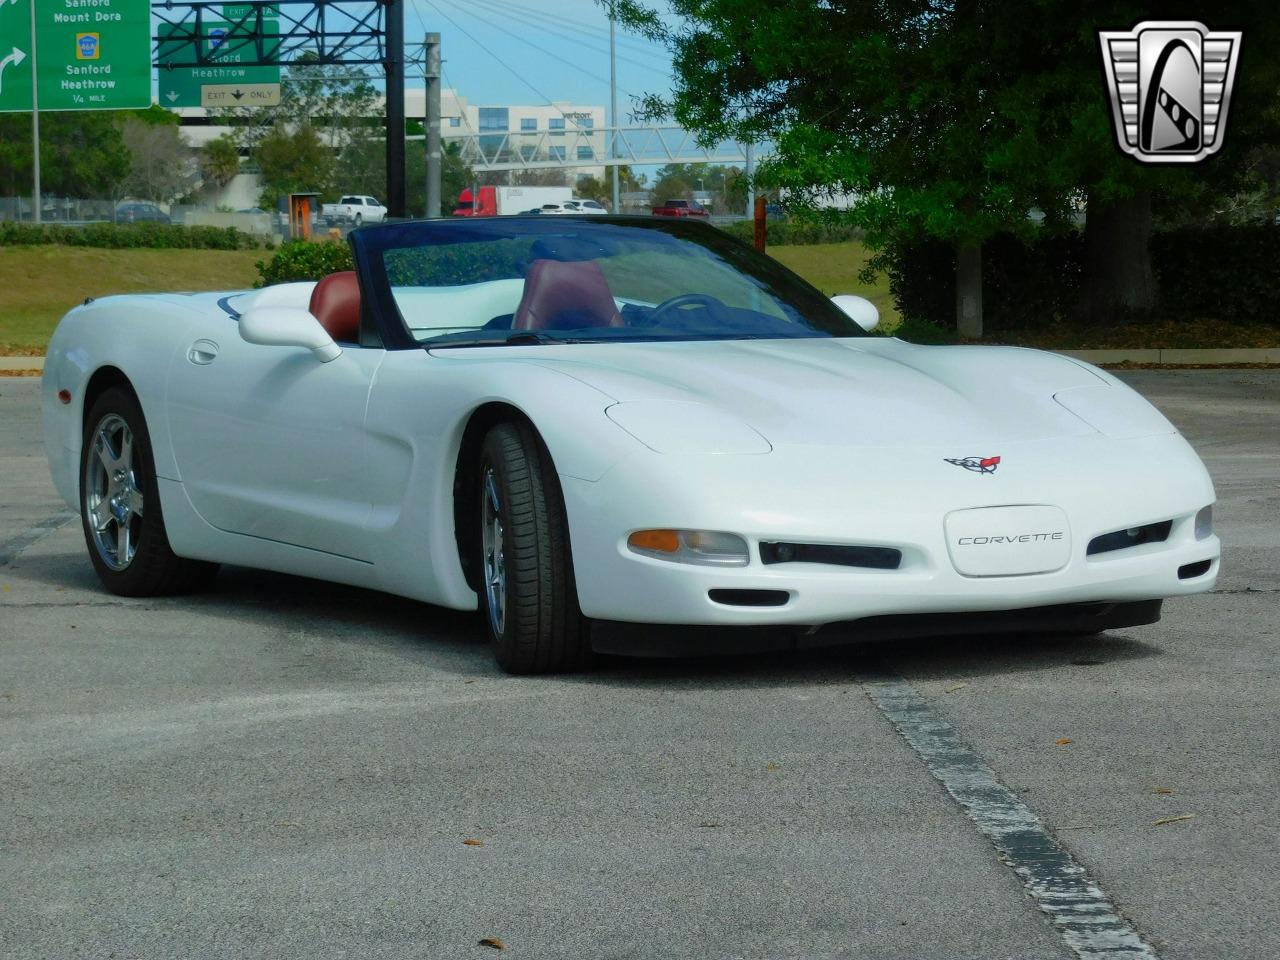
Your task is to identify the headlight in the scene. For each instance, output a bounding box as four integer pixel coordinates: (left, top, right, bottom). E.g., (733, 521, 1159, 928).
(627, 529, 750, 566)
(1195, 505, 1213, 540)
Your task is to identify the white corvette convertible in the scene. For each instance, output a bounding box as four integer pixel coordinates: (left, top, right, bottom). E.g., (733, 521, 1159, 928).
(42, 217, 1220, 672)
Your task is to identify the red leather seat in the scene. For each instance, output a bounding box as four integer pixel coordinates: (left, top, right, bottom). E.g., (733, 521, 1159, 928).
(513, 259, 623, 331)
(309, 271, 361, 343)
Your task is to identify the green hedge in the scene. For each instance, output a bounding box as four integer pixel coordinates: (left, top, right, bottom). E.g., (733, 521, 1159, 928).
(1152, 224, 1280, 323)
(883, 232, 1084, 332)
(0, 221, 265, 250)
(882, 224, 1280, 331)
(720, 218, 864, 246)
(254, 240, 354, 287)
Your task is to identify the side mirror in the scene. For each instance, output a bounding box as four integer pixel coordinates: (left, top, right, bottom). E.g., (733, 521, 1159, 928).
(239, 306, 341, 362)
(831, 294, 880, 333)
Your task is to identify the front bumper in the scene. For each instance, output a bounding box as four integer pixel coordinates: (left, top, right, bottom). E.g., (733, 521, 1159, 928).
(560, 433, 1220, 628)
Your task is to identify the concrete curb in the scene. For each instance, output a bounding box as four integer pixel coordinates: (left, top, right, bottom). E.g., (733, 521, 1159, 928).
(1060, 347, 1280, 365)
(0, 357, 44, 374)
(3, 348, 1279, 376)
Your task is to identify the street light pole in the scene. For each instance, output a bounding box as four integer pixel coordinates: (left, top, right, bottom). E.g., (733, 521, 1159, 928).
(425, 32, 441, 218)
(609, 12, 619, 213)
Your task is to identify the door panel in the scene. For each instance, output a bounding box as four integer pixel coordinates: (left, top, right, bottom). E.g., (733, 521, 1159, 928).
(166, 319, 384, 561)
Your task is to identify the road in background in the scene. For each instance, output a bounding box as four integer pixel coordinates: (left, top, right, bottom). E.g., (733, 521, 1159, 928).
(1, 371, 1277, 959)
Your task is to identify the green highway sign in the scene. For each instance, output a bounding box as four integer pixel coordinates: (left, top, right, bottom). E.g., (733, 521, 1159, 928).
(0, 0, 152, 113)
(158, 20, 281, 109)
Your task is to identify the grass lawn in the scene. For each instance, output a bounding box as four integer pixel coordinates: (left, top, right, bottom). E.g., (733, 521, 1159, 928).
(768, 241, 900, 331)
(0, 246, 264, 355)
(0, 240, 891, 355)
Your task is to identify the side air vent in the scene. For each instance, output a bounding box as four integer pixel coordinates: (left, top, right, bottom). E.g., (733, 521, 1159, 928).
(1087, 520, 1173, 557)
(760, 542, 902, 570)
(708, 589, 790, 607)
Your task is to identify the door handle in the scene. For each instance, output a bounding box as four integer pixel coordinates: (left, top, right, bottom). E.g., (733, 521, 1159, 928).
(187, 339, 219, 365)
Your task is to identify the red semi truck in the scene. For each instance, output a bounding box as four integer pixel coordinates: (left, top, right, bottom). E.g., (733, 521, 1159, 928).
(453, 186, 574, 216)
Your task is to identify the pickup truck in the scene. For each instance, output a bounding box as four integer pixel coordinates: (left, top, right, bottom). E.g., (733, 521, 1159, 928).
(651, 198, 709, 218)
(322, 195, 388, 226)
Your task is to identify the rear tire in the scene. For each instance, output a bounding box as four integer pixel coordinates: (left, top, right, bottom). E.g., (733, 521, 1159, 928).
(477, 422, 589, 673)
(80, 387, 218, 596)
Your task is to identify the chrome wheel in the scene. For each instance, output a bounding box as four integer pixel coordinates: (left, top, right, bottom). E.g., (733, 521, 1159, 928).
(481, 466, 506, 636)
(83, 413, 144, 571)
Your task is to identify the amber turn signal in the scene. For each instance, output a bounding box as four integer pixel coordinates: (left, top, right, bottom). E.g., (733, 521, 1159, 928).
(628, 529, 680, 553)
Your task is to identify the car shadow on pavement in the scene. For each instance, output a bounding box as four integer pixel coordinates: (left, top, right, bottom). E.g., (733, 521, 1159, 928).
(13, 550, 1164, 686)
(584, 628, 1163, 690)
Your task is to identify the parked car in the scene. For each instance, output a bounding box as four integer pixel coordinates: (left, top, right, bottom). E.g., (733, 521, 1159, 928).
(321, 195, 387, 226)
(535, 202, 576, 215)
(115, 202, 170, 225)
(43, 217, 1220, 674)
(652, 198, 709, 218)
(566, 199, 608, 214)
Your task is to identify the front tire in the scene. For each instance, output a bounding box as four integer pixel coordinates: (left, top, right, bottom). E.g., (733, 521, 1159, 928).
(80, 387, 217, 596)
(478, 422, 588, 673)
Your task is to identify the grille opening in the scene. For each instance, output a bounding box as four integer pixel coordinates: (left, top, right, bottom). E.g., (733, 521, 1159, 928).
(760, 541, 902, 570)
(708, 589, 790, 607)
(1178, 559, 1213, 580)
(1087, 520, 1173, 556)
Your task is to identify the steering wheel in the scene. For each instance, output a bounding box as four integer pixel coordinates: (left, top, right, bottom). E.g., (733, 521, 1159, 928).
(645, 293, 725, 326)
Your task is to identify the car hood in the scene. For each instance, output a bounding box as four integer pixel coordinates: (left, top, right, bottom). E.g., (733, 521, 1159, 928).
(521, 337, 1112, 448)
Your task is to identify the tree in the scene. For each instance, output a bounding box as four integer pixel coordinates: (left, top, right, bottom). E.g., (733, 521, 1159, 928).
(213, 55, 381, 206)
(252, 124, 333, 209)
(118, 116, 194, 203)
(202, 135, 243, 190)
(614, 1, 1280, 333)
(0, 112, 129, 198)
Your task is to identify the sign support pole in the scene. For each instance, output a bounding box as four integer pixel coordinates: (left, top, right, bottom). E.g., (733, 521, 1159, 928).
(385, 0, 406, 218)
(28, 0, 40, 224)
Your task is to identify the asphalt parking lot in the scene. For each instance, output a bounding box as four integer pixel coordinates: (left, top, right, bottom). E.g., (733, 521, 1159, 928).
(2, 370, 1277, 960)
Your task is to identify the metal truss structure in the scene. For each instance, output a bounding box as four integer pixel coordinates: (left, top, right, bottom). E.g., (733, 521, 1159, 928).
(152, 1, 389, 68)
(440, 126, 772, 173)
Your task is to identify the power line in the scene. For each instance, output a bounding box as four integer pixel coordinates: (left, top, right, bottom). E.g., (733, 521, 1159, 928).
(464, 0, 672, 73)
(418, 0, 572, 118)
(467, 0, 661, 56)
(432, 0, 640, 98)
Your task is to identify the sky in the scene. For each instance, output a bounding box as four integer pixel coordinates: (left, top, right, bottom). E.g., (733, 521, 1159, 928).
(403, 0, 678, 120)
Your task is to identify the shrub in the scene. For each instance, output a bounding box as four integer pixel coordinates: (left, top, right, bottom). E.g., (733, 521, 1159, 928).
(254, 239, 354, 287)
(0, 220, 263, 250)
(1152, 223, 1280, 324)
(720, 218, 864, 246)
(881, 232, 1085, 333)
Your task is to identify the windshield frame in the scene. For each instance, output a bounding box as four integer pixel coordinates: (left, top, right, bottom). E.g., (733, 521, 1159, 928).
(349, 215, 869, 351)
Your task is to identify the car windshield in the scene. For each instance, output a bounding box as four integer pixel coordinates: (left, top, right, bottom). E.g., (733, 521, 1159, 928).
(359, 217, 867, 346)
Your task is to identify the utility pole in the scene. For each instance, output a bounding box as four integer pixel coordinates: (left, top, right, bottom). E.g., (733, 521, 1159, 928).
(424, 32, 441, 218)
(385, 0, 406, 218)
(29, 0, 40, 225)
(744, 142, 754, 218)
(609, 12, 619, 213)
